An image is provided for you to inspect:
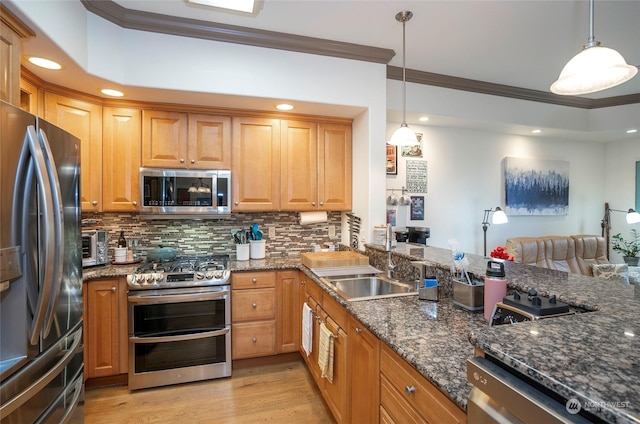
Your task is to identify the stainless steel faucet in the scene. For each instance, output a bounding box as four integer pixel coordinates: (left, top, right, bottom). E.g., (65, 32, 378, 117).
(385, 224, 396, 279)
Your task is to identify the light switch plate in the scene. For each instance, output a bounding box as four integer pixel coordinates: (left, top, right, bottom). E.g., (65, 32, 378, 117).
(328, 225, 335, 237)
(268, 227, 276, 238)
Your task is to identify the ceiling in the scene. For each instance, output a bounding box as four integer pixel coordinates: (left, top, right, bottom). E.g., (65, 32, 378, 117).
(8, 0, 640, 139)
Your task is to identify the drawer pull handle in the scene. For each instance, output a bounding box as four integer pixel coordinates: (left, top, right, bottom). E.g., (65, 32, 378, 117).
(111, 287, 116, 292)
(355, 328, 362, 335)
(252, 303, 257, 308)
(252, 337, 257, 343)
(252, 278, 257, 283)
(405, 386, 416, 395)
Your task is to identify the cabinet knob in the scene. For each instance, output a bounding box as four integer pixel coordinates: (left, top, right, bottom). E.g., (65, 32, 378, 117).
(92, 201, 98, 206)
(252, 278, 257, 283)
(252, 303, 257, 308)
(191, 159, 195, 164)
(252, 337, 257, 343)
(320, 201, 324, 206)
(234, 201, 239, 205)
(180, 158, 185, 163)
(111, 287, 116, 292)
(312, 202, 316, 206)
(132, 201, 137, 206)
(405, 386, 416, 395)
(355, 328, 362, 335)
(300, 280, 306, 285)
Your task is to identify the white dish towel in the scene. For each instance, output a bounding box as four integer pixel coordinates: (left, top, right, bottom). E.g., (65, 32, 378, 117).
(302, 302, 313, 356)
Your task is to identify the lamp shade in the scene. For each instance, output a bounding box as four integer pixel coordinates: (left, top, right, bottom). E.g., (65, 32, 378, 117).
(492, 207, 508, 224)
(626, 209, 640, 224)
(388, 124, 419, 146)
(550, 46, 638, 95)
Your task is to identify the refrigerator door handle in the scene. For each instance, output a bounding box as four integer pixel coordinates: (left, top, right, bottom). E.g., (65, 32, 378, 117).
(0, 326, 82, 418)
(12, 126, 57, 345)
(38, 128, 65, 339)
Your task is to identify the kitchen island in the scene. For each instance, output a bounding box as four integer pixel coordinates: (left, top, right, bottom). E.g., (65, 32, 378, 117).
(84, 243, 640, 423)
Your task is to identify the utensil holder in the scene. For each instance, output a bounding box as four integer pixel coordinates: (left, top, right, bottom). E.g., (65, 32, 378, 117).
(249, 240, 266, 259)
(236, 244, 250, 261)
(452, 278, 484, 311)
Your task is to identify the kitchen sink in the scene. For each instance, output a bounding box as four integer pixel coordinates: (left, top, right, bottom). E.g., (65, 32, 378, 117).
(323, 276, 418, 301)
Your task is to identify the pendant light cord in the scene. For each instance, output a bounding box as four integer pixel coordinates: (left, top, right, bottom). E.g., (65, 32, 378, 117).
(402, 17, 407, 124)
(587, 0, 596, 47)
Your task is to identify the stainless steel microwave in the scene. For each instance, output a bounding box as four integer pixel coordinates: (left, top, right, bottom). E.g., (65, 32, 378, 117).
(82, 229, 108, 267)
(139, 168, 231, 216)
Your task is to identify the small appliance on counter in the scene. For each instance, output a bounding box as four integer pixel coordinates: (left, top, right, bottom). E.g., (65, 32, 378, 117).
(407, 226, 430, 245)
(489, 288, 573, 326)
(82, 229, 108, 268)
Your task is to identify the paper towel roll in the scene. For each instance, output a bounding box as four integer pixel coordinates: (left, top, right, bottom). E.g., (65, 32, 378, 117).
(299, 211, 328, 225)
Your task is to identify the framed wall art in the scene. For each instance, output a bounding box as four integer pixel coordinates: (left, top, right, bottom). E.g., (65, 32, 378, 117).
(504, 157, 569, 216)
(410, 196, 425, 220)
(386, 144, 397, 175)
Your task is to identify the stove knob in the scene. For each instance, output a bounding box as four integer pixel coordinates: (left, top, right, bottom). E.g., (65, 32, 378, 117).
(195, 272, 205, 280)
(205, 271, 214, 279)
(532, 296, 542, 306)
(143, 274, 153, 284)
(153, 273, 164, 283)
(126, 274, 136, 285)
(213, 271, 223, 279)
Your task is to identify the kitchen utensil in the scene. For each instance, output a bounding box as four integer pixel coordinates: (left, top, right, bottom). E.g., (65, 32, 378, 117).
(147, 245, 180, 261)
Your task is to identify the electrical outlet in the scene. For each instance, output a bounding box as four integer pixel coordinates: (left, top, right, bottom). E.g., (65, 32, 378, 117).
(328, 225, 335, 237)
(268, 226, 276, 238)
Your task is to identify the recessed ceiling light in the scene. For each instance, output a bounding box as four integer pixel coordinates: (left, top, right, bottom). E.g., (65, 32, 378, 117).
(418, 116, 429, 122)
(186, 0, 255, 13)
(531, 129, 542, 134)
(101, 88, 124, 97)
(28, 57, 62, 70)
(276, 103, 294, 111)
(626, 129, 638, 134)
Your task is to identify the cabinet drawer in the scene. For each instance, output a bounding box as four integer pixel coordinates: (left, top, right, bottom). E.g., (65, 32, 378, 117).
(232, 288, 276, 322)
(303, 278, 323, 303)
(232, 321, 276, 359)
(380, 374, 423, 423)
(380, 344, 465, 424)
(321, 291, 348, 330)
(232, 271, 276, 289)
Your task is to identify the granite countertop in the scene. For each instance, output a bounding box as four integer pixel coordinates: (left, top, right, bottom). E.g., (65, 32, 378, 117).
(82, 246, 640, 423)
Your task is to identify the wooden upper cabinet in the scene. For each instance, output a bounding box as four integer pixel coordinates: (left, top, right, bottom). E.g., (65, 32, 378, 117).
(187, 113, 231, 169)
(280, 120, 318, 211)
(231, 117, 281, 211)
(141, 110, 187, 168)
(318, 123, 352, 211)
(142, 110, 231, 169)
(1, 6, 34, 106)
(103, 107, 141, 211)
(43, 92, 103, 212)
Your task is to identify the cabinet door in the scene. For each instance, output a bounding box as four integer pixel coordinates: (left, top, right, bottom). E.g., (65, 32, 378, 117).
(318, 123, 352, 211)
(231, 288, 276, 322)
(321, 317, 348, 424)
(348, 316, 380, 423)
(231, 117, 281, 211)
(103, 107, 141, 211)
(84, 278, 124, 379)
(43, 93, 102, 211)
(232, 321, 276, 359)
(187, 113, 231, 169)
(277, 270, 300, 353)
(280, 120, 318, 211)
(141, 110, 187, 168)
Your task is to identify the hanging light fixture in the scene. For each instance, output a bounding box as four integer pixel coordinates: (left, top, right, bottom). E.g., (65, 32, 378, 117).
(388, 11, 420, 147)
(550, 0, 637, 96)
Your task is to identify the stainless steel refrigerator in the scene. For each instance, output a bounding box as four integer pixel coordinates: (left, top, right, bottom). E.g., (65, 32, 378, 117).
(0, 100, 84, 423)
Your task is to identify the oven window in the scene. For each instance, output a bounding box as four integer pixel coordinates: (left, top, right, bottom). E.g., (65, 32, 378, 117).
(134, 334, 227, 373)
(133, 299, 226, 337)
(82, 236, 92, 259)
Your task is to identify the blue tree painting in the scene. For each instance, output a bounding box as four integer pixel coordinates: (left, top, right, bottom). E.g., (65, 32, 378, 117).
(504, 157, 569, 215)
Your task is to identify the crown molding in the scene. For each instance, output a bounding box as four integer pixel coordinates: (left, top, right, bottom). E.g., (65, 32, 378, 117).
(81, 0, 639, 109)
(81, 0, 394, 64)
(387, 66, 640, 109)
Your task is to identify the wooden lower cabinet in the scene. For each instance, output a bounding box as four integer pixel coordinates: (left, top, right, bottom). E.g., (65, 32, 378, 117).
(380, 343, 466, 424)
(348, 315, 380, 423)
(277, 270, 300, 353)
(231, 271, 276, 360)
(83, 277, 128, 379)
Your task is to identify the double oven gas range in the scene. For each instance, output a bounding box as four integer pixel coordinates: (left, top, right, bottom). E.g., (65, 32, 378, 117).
(126, 255, 231, 390)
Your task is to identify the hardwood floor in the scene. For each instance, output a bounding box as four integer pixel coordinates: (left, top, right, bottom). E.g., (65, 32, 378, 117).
(84, 359, 336, 423)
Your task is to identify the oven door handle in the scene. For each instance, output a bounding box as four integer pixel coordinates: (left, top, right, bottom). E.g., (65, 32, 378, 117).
(129, 327, 230, 344)
(128, 290, 229, 304)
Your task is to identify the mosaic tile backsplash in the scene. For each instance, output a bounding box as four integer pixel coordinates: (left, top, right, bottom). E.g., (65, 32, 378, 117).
(83, 212, 342, 260)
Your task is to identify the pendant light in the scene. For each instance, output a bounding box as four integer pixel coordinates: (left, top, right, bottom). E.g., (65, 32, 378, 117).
(550, 0, 637, 96)
(388, 11, 420, 147)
